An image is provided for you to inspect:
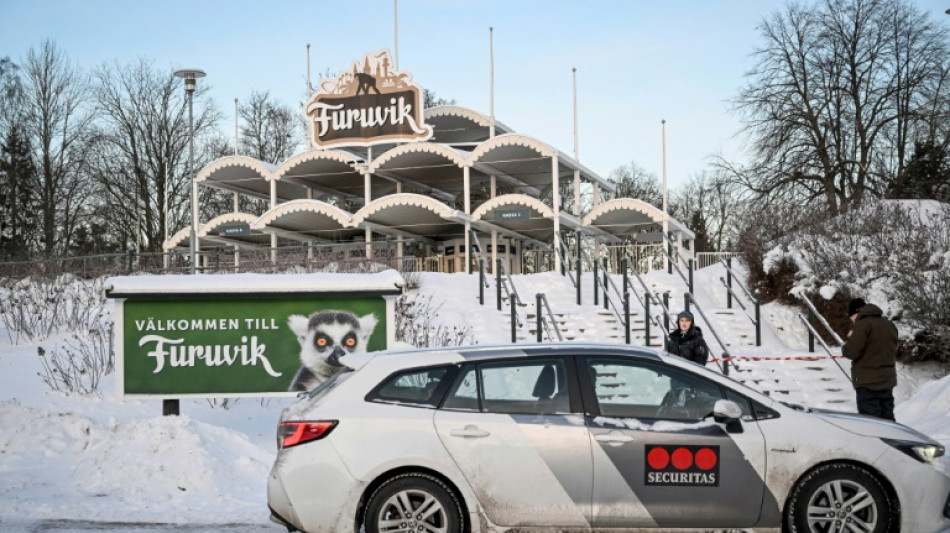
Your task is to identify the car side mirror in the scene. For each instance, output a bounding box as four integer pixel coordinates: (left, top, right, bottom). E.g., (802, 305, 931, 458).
(713, 399, 744, 433)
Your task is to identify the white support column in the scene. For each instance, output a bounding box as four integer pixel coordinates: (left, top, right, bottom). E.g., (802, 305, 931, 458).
(551, 156, 561, 272)
(365, 227, 372, 260)
(233, 245, 240, 273)
(233, 192, 239, 213)
(676, 231, 683, 269)
(592, 182, 600, 259)
(193, 180, 201, 258)
(573, 169, 581, 263)
(364, 162, 373, 261)
(490, 175, 497, 273)
(306, 188, 314, 264)
(270, 181, 277, 265)
(396, 182, 403, 270)
(463, 166, 471, 274)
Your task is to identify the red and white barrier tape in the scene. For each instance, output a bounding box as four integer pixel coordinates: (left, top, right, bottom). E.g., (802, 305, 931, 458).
(709, 354, 846, 363)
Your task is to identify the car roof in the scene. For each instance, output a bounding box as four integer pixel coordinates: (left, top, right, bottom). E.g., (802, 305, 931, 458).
(342, 342, 664, 371)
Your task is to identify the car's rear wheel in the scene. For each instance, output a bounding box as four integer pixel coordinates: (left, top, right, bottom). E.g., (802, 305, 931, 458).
(364, 473, 464, 533)
(786, 463, 896, 533)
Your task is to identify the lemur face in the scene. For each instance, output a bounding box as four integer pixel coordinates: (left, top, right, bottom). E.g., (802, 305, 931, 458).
(288, 310, 378, 371)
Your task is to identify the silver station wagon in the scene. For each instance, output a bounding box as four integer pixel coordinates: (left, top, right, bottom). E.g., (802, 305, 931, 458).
(267, 343, 950, 533)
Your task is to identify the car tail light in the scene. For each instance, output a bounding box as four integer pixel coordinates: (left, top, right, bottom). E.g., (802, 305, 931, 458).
(278, 421, 337, 449)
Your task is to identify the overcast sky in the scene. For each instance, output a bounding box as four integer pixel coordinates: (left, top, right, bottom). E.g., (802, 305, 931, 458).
(1, 0, 947, 188)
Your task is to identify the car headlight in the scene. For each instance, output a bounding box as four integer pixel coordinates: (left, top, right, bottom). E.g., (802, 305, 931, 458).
(882, 438, 945, 463)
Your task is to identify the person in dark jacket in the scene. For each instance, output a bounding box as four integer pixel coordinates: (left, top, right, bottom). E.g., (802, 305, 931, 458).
(841, 297, 898, 421)
(666, 310, 709, 365)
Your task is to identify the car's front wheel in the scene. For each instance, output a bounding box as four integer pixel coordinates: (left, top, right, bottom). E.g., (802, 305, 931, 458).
(364, 473, 465, 533)
(786, 463, 897, 533)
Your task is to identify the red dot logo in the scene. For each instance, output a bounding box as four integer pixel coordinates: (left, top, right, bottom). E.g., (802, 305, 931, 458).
(671, 447, 693, 470)
(695, 447, 718, 471)
(647, 447, 670, 470)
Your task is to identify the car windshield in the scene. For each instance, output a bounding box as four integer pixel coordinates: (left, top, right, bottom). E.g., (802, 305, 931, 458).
(307, 369, 353, 399)
(668, 355, 772, 401)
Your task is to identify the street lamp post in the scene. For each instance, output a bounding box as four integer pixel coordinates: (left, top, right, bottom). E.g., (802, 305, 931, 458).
(174, 68, 206, 275)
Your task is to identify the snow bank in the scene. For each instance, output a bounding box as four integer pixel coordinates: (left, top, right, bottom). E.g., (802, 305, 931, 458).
(0, 401, 275, 525)
(895, 372, 950, 448)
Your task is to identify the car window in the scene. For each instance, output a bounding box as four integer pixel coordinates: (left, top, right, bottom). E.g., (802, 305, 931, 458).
(723, 387, 755, 420)
(366, 366, 454, 407)
(442, 366, 479, 411)
(442, 359, 572, 415)
(586, 358, 724, 421)
(480, 359, 570, 415)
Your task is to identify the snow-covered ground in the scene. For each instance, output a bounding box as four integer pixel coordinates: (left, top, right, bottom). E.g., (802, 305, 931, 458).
(1, 267, 948, 531)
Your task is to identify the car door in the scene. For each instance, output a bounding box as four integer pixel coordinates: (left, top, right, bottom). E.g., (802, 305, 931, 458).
(433, 357, 593, 528)
(580, 356, 769, 529)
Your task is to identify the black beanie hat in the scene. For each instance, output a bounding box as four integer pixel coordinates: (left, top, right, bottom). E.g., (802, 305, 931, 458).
(847, 297, 866, 317)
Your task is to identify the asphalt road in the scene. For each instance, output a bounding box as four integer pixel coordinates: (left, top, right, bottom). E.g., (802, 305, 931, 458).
(1, 520, 285, 532)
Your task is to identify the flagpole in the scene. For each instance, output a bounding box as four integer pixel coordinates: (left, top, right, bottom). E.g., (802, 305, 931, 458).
(394, 0, 400, 70)
(662, 119, 669, 272)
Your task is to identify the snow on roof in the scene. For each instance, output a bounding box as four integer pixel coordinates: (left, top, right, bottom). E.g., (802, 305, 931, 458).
(104, 270, 405, 297)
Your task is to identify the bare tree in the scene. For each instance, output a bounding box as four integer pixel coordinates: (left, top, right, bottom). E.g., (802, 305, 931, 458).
(88, 58, 220, 252)
(21, 40, 95, 256)
(239, 90, 300, 163)
(729, 0, 950, 214)
(606, 161, 662, 206)
(672, 171, 747, 252)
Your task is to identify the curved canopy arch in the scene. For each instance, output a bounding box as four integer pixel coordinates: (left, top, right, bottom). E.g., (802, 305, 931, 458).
(471, 194, 554, 221)
(470, 193, 561, 243)
(368, 142, 468, 174)
(163, 227, 191, 251)
(197, 212, 260, 238)
(424, 105, 513, 143)
(254, 199, 354, 229)
(195, 155, 309, 201)
(196, 155, 276, 184)
(252, 199, 363, 242)
(353, 193, 466, 240)
(273, 149, 362, 181)
(163, 212, 270, 251)
(272, 149, 366, 200)
(467, 133, 557, 164)
(583, 198, 695, 240)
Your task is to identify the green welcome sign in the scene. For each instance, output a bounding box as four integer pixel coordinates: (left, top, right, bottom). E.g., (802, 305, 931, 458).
(106, 272, 403, 399)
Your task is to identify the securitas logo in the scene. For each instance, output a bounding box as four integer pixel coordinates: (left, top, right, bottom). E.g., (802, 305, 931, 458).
(645, 445, 719, 487)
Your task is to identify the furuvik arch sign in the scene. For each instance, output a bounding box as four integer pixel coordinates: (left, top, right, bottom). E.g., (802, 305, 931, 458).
(105, 272, 403, 399)
(305, 49, 433, 148)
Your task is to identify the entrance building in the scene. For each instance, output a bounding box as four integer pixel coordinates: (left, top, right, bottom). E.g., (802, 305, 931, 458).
(163, 51, 695, 274)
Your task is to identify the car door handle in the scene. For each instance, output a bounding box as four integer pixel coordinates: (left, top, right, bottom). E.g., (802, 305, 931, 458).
(594, 430, 634, 445)
(449, 425, 491, 438)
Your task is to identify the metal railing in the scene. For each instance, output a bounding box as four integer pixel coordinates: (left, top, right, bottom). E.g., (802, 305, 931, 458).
(718, 259, 761, 346)
(598, 258, 629, 333)
(683, 293, 731, 374)
(557, 240, 578, 288)
(795, 291, 845, 347)
(796, 313, 851, 379)
(695, 251, 741, 269)
(495, 257, 524, 329)
(660, 238, 694, 293)
(622, 258, 673, 345)
(535, 293, 564, 342)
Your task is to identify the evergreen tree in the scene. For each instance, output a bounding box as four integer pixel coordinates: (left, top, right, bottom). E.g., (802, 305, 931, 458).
(0, 123, 37, 260)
